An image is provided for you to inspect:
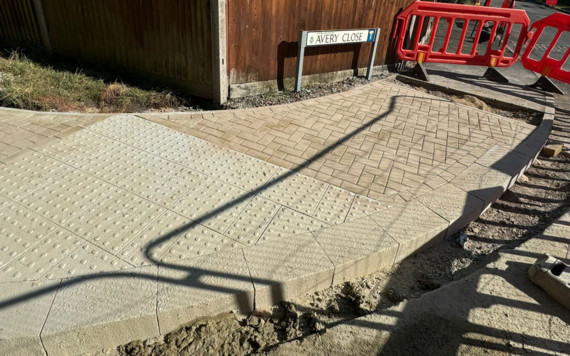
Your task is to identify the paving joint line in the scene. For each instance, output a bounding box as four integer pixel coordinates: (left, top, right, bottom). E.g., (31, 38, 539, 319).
(39, 279, 62, 356)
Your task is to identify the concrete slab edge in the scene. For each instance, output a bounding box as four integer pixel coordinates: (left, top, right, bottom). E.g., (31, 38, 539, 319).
(395, 74, 548, 113)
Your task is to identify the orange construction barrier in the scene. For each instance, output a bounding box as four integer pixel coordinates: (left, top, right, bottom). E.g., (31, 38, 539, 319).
(394, 1, 531, 81)
(521, 12, 570, 93)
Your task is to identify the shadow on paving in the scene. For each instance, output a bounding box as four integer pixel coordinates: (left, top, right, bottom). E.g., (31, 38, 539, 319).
(0, 92, 567, 356)
(339, 95, 570, 356)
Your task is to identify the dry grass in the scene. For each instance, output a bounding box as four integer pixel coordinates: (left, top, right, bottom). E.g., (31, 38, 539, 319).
(0, 51, 184, 113)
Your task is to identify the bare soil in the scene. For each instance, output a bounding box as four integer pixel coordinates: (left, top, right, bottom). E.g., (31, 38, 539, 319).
(113, 96, 570, 356)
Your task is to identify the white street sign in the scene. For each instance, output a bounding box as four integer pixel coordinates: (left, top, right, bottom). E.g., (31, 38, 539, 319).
(306, 29, 376, 47)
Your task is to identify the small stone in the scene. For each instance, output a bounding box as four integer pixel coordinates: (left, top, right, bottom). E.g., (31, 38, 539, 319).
(542, 144, 563, 157)
(517, 174, 529, 184)
(457, 232, 469, 249)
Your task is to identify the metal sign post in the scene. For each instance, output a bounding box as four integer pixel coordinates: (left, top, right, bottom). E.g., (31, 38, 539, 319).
(295, 28, 381, 92)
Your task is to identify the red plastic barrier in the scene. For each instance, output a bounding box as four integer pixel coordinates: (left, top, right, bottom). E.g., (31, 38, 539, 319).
(394, 1, 531, 67)
(546, 0, 559, 6)
(521, 13, 570, 84)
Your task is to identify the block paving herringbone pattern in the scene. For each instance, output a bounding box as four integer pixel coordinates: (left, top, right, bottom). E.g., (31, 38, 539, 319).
(140, 81, 536, 200)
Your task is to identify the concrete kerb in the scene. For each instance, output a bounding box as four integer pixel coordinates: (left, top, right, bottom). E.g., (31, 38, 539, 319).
(0, 80, 556, 356)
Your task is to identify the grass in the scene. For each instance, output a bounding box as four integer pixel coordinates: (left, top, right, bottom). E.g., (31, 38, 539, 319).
(0, 50, 186, 113)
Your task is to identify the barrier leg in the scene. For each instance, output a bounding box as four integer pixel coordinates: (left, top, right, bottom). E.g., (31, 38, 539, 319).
(529, 76, 565, 95)
(481, 67, 509, 83)
(409, 62, 430, 82)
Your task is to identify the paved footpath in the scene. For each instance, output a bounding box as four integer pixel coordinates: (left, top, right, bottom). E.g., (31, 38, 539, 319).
(0, 80, 552, 356)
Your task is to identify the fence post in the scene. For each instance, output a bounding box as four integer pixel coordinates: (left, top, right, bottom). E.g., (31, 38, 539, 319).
(210, 0, 228, 105)
(32, 0, 52, 53)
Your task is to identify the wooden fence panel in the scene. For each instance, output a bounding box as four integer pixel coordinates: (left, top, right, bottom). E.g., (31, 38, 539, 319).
(0, 0, 42, 46)
(227, 0, 415, 85)
(38, 0, 213, 98)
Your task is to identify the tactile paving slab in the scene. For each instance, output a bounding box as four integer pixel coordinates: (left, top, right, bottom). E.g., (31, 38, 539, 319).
(224, 196, 281, 245)
(86, 114, 152, 142)
(0, 199, 58, 268)
(154, 134, 228, 174)
(160, 223, 243, 263)
(66, 188, 165, 255)
(0, 229, 81, 282)
(210, 152, 279, 191)
(258, 207, 329, 244)
(0, 151, 70, 201)
(90, 115, 226, 173)
(18, 168, 114, 226)
(171, 177, 252, 233)
(41, 242, 133, 280)
(346, 194, 396, 221)
(117, 211, 189, 266)
(120, 156, 204, 208)
(311, 186, 355, 225)
(75, 142, 159, 186)
(259, 168, 328, 215)
(39, 129, 116, 167)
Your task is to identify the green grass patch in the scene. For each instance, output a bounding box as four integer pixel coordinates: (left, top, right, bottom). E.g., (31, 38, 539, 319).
(0, 51, 185, 113)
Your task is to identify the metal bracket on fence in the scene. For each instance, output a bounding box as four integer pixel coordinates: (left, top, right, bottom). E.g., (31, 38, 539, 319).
(295, 28, 381, 93)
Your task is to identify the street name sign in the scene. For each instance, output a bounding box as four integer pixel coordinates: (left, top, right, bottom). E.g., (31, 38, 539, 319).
(306, 29, 376, 46)
(295, 28, 381, 92)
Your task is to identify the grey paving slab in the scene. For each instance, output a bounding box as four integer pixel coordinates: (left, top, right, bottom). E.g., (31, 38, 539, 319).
(0, 230, 81, 282)
(259, 168, 328, 215)
(120, 156, 204, 208)
(245, 232, 334, 308)
(450, 163, 512, 210)
(18, 168, 114, 226)
(0, 151, 70, 201)
(224, 196, 282, 245)
(66, 187, 165, 255)
(171, 176, 252, 233)
(0, 280, 59, 356)
(41, 266, 159, 356)
(312, 217, 399, 285)
(117, 211, 189, 266)
(0, 198, 58, 268)
(258, 207, 329, 244)
(210, 151, 279, 191)
(369, 201, 449, 263)
(157, 250, 254, 334)
(311, 185, 355, 225)
(417, 183, 485, 238)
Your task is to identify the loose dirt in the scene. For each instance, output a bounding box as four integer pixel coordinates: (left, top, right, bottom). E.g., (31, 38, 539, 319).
(111, 96, 570, 356)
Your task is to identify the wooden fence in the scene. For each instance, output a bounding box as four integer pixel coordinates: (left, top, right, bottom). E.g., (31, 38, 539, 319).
(0, 0, 415, 101)
(227, 0, 415, 86)
(0, 0, 42, 46)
